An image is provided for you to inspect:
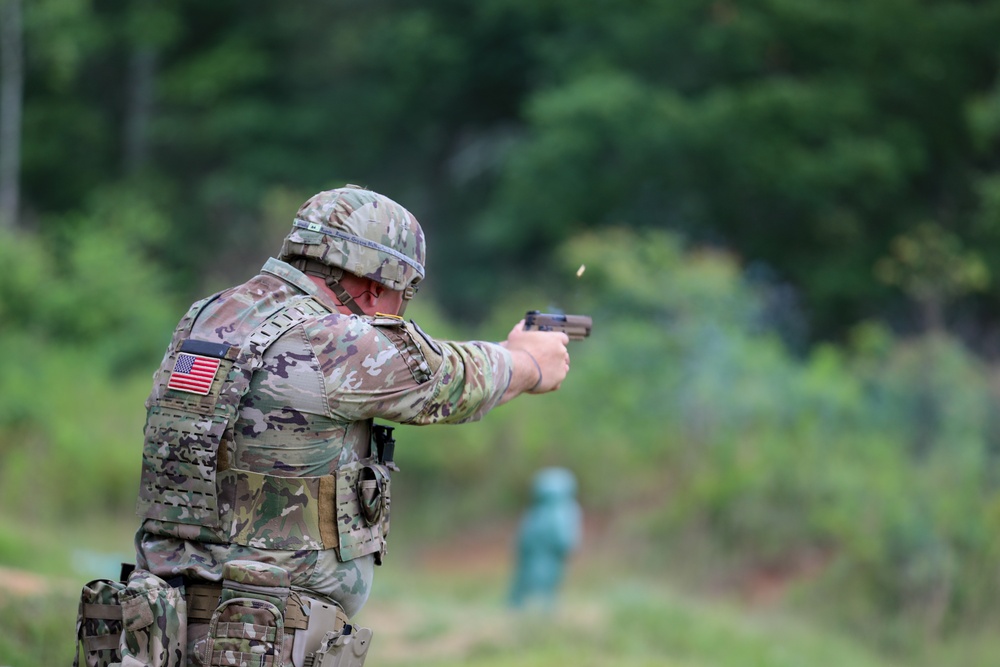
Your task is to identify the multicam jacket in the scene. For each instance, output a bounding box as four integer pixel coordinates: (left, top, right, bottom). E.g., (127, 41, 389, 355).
(134, 258, 512, 616)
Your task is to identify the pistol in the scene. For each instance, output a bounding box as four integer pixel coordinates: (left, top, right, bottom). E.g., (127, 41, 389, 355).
(523, 311, 592, 340)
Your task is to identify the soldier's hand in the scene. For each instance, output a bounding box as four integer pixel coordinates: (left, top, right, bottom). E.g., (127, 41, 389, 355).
(502, 319, 570, 396)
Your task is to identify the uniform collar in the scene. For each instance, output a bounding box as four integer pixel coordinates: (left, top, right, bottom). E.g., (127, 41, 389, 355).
(260, 257, 342, 312)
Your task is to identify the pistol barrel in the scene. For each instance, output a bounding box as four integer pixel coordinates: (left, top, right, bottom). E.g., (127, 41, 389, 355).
(524, 311, 592, 340)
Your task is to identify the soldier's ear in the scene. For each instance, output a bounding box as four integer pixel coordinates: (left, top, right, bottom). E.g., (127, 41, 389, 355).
(357, 280, 382, 308)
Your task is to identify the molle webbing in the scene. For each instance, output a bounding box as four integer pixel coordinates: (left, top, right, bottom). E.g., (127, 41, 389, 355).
(138, 297, 334, 540)
(185, 584, 350, 631)
(137, 294, 242, 530)
(138, 293, 390, 559)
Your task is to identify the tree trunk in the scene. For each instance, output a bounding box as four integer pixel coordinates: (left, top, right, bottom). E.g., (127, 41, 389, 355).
(0, 0, 23, 229)
(123, 42, 156, 175)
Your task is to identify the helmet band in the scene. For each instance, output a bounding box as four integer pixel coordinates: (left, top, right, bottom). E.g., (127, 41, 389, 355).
(292, 219, 425, 281)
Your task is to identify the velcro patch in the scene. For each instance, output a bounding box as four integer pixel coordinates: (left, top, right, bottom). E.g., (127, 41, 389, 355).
(167, 353, 221, 395)
(180, 338, 232, 359)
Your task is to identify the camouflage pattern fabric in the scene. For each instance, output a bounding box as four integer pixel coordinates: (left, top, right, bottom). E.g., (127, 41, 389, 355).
(118, 569, 188, 667)
(280, 187, 425, 292)
(205, 597, 283, 667)
(136, 258, 512, 618)
(76, 578, 126, 667)
(202, 561, 289, 667)
(220, 560, 290, 610)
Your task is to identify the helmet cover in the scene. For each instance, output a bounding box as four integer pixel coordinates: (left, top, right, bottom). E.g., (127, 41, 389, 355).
(280, 186, 425, 292)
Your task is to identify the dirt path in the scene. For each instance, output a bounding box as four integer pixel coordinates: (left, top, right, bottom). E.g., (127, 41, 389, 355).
(0, 565, 54, 597)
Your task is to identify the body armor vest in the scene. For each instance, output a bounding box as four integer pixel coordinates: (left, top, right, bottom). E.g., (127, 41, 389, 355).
(135, 293, 395, 564)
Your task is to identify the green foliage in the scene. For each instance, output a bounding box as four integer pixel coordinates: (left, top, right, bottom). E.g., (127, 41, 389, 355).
(394, 228, 1000, 649)
(0, 590, 78, 667)
(875, 223, 989, 330)
(463, 0, 1000, 332)
(0, 564, 907, 667)
(10, 1, 1000, 659)
(1, 225, 1000, 659)
(17, 0, 1000, 333)
(43, 190, 177, 364)
(0, 333, 149, 520)
(0, 193, 179, 521)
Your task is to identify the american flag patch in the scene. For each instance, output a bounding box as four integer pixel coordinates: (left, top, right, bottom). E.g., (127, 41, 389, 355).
(167, 353, 221, 395)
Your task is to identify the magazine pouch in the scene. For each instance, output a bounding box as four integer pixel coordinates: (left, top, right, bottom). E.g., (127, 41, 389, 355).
(118, 569, 187, 667)
(204, 560, 289, 667)
(75, 578, 126, 667)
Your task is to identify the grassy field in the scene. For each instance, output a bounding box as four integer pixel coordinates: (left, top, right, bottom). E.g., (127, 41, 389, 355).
(4, 512, 1000, 667)
(358, 564, 901, 667)
(0, 514, 901, 667)
(4, 230, 1000, 666)
(0, 565, 898, 667)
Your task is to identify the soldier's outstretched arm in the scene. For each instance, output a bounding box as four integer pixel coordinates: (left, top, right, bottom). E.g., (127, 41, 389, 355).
(499, 319, 570, 404)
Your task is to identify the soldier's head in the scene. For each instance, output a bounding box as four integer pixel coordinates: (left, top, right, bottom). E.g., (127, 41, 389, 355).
(280, 185, 425, 316)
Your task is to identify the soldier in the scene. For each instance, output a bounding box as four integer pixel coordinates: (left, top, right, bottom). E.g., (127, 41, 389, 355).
(109, 185, 570, 667)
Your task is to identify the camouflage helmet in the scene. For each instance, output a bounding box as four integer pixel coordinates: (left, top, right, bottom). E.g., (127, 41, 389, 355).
(280, 185, 425, 294)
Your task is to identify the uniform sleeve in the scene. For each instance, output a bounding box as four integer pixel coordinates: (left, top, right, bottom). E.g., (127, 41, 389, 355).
(410, 338, 513, 424)
(304, 314, 513, 425)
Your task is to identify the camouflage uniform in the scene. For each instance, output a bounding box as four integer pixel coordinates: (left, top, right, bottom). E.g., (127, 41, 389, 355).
(114, 188, 513, 666)
(135, 256, 512, 617)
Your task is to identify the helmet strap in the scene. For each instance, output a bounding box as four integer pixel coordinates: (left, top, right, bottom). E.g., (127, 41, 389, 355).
(290, 258, 367, 316)
(326, 275, 368, 316)
(395, 283, 418, 317)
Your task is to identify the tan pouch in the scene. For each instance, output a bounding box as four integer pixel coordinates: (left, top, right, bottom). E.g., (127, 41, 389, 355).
(334, 460, 391, 564)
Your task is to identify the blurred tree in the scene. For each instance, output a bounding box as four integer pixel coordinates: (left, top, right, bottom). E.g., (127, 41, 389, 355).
(122, 0, 171, 175)
(11, 0, 1000, 340)
(875, 222, 989, 332)
(0, 0, 23, 228)
(477, 0, 1000, 338)
(20, 0, 116, 216)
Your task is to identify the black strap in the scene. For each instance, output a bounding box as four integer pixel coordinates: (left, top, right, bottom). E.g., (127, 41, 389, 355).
(372, 424, 396, 467)
(290, 258, 367, 316)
